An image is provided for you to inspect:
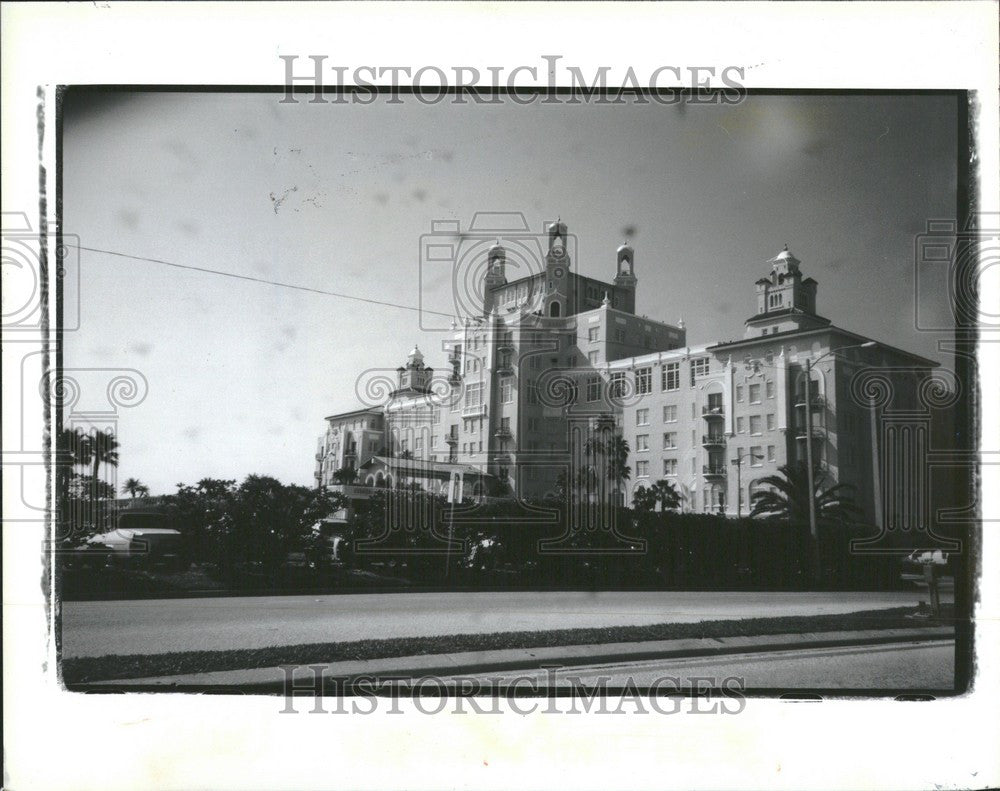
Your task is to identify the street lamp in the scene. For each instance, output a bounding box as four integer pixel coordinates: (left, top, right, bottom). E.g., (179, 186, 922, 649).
(731, 449, 764, 518)
(798, 341, 876, 580)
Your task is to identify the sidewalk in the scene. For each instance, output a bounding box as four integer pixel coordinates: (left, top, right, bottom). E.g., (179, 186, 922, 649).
(72, 625, 954, 691)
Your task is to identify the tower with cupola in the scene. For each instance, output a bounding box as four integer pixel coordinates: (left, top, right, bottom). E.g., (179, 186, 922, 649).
(482, 239, 507, 314)
(394, 345, 434, 394)
(544, 218, 571, 318)
(613, 240, 637, 314)
(746, 245, 828, 337)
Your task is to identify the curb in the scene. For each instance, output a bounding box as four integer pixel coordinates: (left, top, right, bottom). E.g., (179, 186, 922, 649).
(71, 626, 954, 691)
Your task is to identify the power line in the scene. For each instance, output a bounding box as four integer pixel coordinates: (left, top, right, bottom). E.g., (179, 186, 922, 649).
(75, 244, 460, 319)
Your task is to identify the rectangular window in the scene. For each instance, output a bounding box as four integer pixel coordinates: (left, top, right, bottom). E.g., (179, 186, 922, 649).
(690, 357, 710, 385)
(662, 362, 680, 391)
(690, 458, 696, 475)
(610, 372, 627, 400)
(587, 375, 601, 402)
(501, 380, 512, 404)
(500, 416, 511, 432)
(588, 327, 599, 342)
(636, 460, 649, 478)
(615, 329, 626, 343)
(736, 416, 746, 434)
(636, 408, 650, 426)
(749, 415, 762, 435)
(526, 382, 539, 405)
(662, 432, 677, 449)
(766, 380, 775, 399)
(527, 417, 539, 431)
(464, 382, 483, 409)
(750, 446, 763, 467)
(736, 385, 744, 403)
(766, 413, 775, 431)
(767, 445, 776, 462)
(636, 434, 650, 452)
(636, 367, 652, 394)
(663, 404, 677, 423)
(588, 350, 600, 366)
(415, 437, 423, 451)
(749, 383, 762, 404)
(663, 458, 678, 476)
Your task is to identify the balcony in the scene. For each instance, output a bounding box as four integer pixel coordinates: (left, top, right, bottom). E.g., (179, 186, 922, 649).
(325, 483, 375, 500)
(494, 425, 512, 439)
(702, 464, 727, 478)
(444, 432, 459, 445)
(793, 393, 825, 409)
(701, 434, 726, 449)
(701, 405, 725, 420)
(463, 403, 488, 418)
(496, 339, 515, 353)
(495, 360, 515, 376)
(794, 423, 825, 440)
(448, 372, 462, 386)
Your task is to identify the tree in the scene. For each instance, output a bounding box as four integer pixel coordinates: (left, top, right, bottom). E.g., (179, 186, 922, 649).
(605, 435, 631, 503)
(121, 478, 149, 498)
(331, 466, 359, 485)
(167, 475, 344, 580)
(749, 461, 861, 523)
(633, 479, 683, 513)
(89, 428, 120, 484)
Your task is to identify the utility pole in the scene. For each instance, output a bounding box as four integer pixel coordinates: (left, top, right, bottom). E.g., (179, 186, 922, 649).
(732, 449, 763, 518)
(804, 358, 819, 582)
(868, 393, 883, 534)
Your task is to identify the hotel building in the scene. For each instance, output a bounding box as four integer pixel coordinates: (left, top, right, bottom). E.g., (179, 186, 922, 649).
(315, 219, 943, 525)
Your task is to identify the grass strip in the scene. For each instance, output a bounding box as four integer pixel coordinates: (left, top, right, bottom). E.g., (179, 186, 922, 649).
(63, 604, 952, 684)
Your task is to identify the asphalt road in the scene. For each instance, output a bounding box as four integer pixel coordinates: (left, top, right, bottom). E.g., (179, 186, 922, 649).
(60, 589, 935, 659)
(442, 640, 956, 690)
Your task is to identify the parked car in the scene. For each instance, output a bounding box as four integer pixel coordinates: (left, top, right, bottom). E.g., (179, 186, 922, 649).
(90, 527, 190, 572)
(900, 549, 953, 584)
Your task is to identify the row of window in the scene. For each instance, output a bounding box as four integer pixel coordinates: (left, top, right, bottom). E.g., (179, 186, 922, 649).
(634, 445, 777, 478)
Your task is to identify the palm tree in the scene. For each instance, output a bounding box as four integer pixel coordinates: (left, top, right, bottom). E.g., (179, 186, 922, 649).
(89, 428, 120, 485)
(632, 479, 683, 513)
(331, 466, 359, 485)
(121, 478, 149, 498)
(749, 461, 861, 522)
(605, 435, 631, 504)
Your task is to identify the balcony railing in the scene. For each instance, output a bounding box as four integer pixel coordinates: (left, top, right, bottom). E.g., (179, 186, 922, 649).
(496, 339, 515, 353)
(793, 424, 825, 439)
(494, 426, 512, 438)
(445, 432, 459, 445)
(702, 464, 727, 477)
(701, 434, 726, 448)
(793, 393, 825, 408)
(495, 361, 514, 375)
(701, 405, 725, 419)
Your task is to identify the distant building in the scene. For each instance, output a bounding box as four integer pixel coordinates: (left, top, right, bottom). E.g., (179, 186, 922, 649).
(315, 219, 944, 526)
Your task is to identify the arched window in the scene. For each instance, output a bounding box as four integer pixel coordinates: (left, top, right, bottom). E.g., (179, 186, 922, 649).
(549, 301, 561, 317)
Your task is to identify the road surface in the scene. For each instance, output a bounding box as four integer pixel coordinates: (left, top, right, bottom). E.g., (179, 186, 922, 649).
(60, 589, 937, 659)
(441, 640, 956, 690)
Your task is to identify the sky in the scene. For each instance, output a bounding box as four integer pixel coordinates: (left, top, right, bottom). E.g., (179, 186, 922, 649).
(61, 90, 960, 494)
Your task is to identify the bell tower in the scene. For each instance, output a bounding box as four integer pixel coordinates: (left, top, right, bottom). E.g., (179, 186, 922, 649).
(613, 240, 637, 313)
(483, 240, 507, 314)
(545, 218, 570, 318)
